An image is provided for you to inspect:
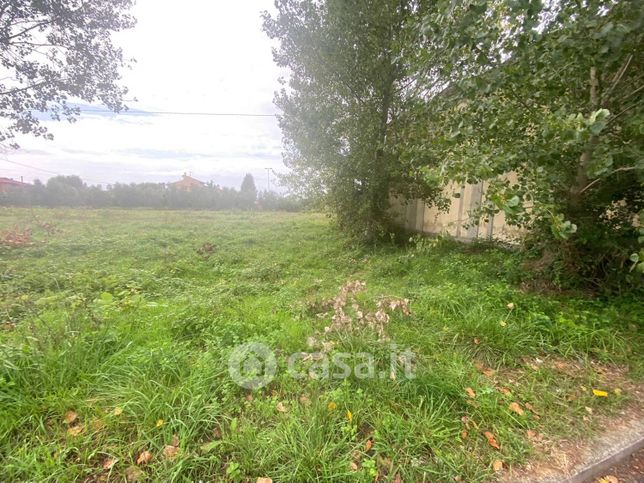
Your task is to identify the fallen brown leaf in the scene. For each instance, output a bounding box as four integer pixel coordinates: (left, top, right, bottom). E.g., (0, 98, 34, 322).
(171, 434, 180, 447)
(524, 402, 538, 414)
(393, 473, 402, 483)
(508, 402, 525, 416)
(67, 425, 84, 437)
(473, 338, 481, 345)
(526, 429, 537, 439)
(498, 387, 511, 396)
(276, 402, 288, 413)
(484, 431, 500, 450)
(349, 462, 359, 471)
(492, 459, 504, 471)
(136, 450, 152, 465)
(102, 457, 117, 470)
(473, 361, 495, 378)
(256, 478, 273, 483)
(299, 394, 311, 405)
(163, 445, 179, 460)
(465, 387, 476, 398)
(365, 438, 373, 452)
(63, 410, 78, 425)
(460, 430, 468, 439)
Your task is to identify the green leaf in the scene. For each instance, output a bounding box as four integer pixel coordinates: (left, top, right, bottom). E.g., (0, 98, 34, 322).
(200, 440, 221, 453)
(588, 109, 610, 135)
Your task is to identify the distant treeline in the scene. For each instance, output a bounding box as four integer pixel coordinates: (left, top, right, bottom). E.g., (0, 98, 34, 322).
(0, 174, 305, 212)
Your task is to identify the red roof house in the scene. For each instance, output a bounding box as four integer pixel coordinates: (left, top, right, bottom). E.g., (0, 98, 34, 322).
(0, 177, 31, 193)
(170, 173, 205, 191)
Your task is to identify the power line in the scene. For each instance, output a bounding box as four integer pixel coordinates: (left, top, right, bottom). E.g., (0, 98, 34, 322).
(78, 107, 278, 118)
(0, 157, 110, 185)
(0, 157, 59, 176)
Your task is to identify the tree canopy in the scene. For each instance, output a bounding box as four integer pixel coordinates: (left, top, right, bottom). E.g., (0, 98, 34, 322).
(263, 0, 441, 240)
(240, 173, 258, 209)
(0, 0, 135, 146)
(414, 0, 643, 286)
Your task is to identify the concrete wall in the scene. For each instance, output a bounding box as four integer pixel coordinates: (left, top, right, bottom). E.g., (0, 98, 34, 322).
(391, 176, 523, 242)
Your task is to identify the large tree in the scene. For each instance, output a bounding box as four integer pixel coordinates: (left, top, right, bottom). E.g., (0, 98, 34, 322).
(263, 0, 439, 240)
(412, 0, 643, 287)
(0, 0, 135, 146)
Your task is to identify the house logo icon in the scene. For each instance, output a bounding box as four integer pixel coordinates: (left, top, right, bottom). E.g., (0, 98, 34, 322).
(228, 342, 277, 389)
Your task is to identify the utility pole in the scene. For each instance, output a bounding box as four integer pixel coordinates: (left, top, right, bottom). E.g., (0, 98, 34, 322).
(265, 167, 271, 192)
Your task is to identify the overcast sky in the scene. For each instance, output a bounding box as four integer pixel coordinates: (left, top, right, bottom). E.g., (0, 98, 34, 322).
(2, 0, 285, 190)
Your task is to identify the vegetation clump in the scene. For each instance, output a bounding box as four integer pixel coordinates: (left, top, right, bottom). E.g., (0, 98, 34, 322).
(264, 0, 643, 289)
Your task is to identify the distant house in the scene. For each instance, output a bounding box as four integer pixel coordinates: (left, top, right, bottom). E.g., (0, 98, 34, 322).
(0, 176, 30, 193)
(170, 173, 205, 191)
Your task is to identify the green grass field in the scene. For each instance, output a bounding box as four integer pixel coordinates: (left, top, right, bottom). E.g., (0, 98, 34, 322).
(0, 208, 641, 482)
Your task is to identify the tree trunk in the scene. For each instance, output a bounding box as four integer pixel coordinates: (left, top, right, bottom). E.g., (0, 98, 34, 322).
(570, 66, 599, 209)
(369, 76, 393, 234)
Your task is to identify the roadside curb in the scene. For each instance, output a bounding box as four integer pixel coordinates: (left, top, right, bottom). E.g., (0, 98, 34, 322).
(565, 435, 644, 483)
(501, 407, 644, 483)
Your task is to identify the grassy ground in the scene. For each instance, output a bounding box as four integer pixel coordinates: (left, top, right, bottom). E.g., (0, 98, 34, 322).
(0, 208, 641, 482)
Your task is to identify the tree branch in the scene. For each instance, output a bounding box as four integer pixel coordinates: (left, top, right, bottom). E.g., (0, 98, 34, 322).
(1, 20, 51, 43)
(615, 83, 644, 105)
(580, 166, 643, 194)
(607, 100, 642, 126)
(0, 80, 49, 96)
(601, 54, 632, 105)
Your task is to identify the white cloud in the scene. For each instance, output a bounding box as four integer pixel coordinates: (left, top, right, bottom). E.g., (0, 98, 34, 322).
(2, 0, 286, 191)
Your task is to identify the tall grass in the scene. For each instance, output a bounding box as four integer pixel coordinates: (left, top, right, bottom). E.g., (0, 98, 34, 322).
(0, 208, 640, 481)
